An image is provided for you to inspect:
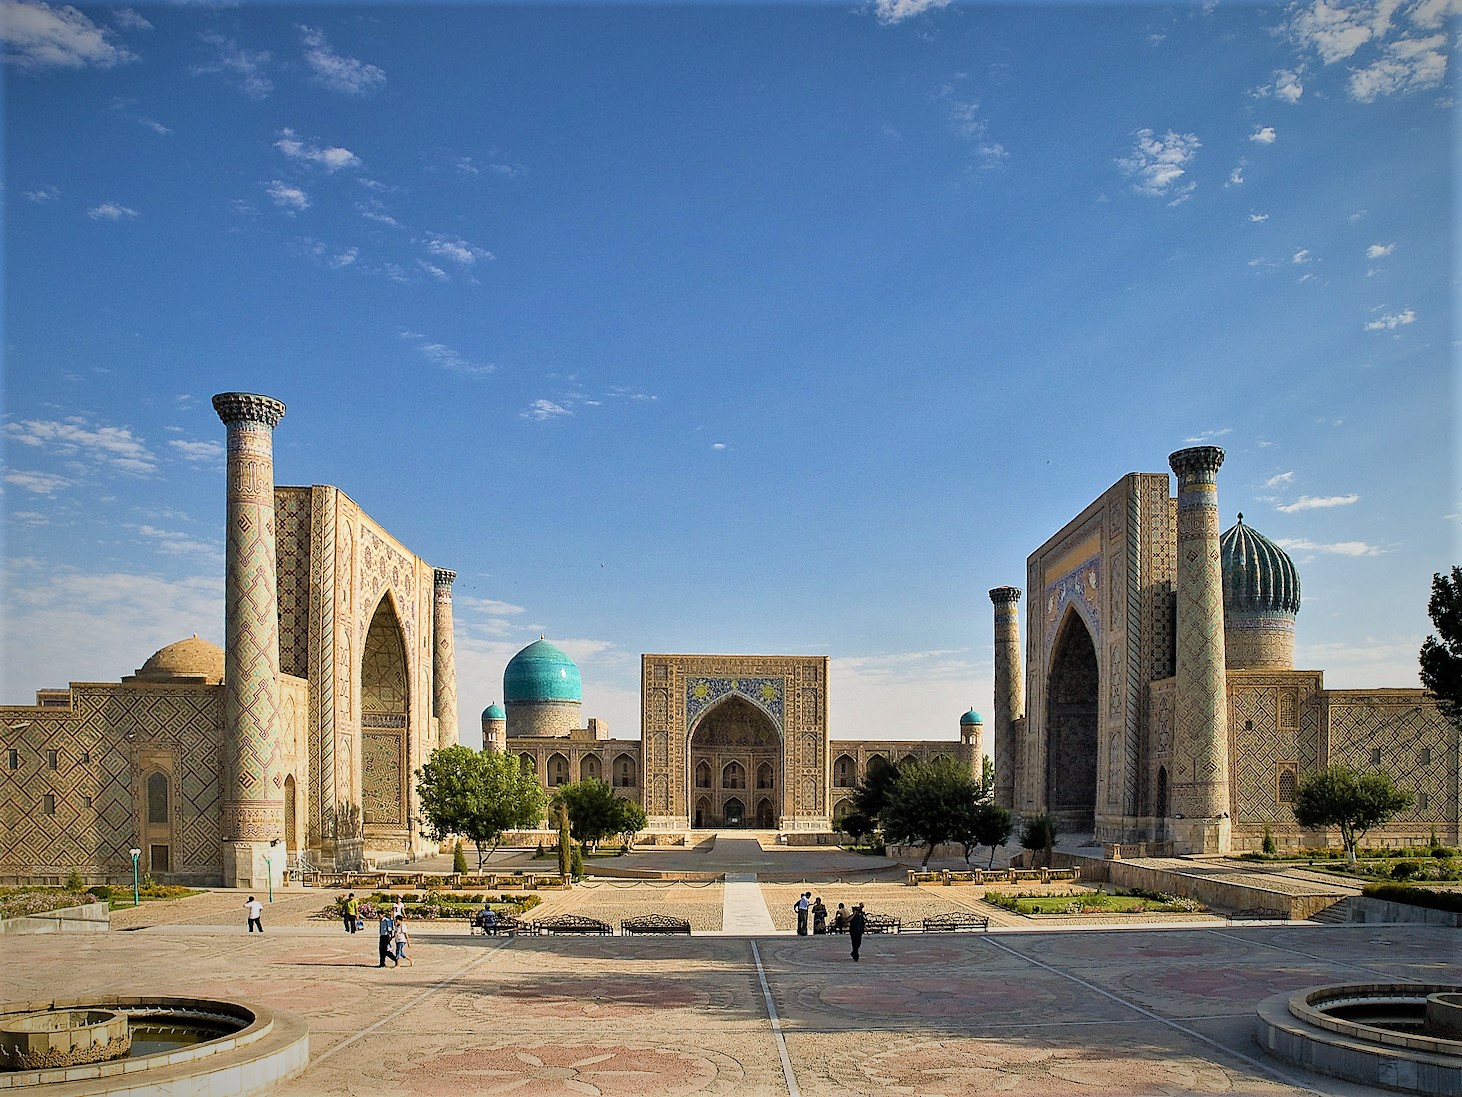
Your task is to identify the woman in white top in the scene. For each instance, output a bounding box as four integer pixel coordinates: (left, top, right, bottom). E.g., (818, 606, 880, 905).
(392, 917, 412, 966)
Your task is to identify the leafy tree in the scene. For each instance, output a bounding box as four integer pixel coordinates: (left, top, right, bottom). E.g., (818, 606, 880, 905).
(552, 779, 646, 850)
(851, 754, 901, 821)
(838, 809, 875, 846)
(979, 755, 996, 798)
(1420, 566, 1462, 728)
(878, 757, 986, 867)
(415, 745, 546, 869)
(1292, 764, 1414, 864)
(1018, 813, 1058, 868)
(966, 802, 1015, 868)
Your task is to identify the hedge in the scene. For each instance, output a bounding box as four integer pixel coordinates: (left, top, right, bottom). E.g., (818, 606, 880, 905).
(1362, 884, 1462, 914)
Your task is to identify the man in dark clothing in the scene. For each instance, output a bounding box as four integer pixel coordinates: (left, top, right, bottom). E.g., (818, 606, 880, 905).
(849, 904, 866, 962)
(378, 914, 398, 967)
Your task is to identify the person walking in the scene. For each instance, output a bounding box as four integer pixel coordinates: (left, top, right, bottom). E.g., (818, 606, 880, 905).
(794, 892, 811, 936)
(378, 912, 398, 967)
(245, 895, 264, 933)
(849, 903, 866, 962)
(392, 916, 413, 967)
(812, 896, 828, 935)
(342, 892, 359, 933)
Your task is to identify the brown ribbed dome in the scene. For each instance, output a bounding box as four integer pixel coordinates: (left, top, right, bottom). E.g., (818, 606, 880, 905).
(129, 635, 225, 684)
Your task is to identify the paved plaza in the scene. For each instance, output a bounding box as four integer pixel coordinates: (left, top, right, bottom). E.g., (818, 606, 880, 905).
(15, 875, 1459, 1097)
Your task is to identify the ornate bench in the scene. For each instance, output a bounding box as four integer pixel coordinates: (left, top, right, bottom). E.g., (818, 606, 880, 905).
(621, 914, 691, 936)
(921, 912, 990, 932)
(528, 914, 613, 936)
(1228, 907, 1287, 922)
(467, 912, 522, 936)
(862, 913, 901, 934)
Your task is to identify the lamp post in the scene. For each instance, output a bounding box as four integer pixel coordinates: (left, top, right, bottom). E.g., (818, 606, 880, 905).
(129, 848, 140, 907)
(265, 838, 276, 902)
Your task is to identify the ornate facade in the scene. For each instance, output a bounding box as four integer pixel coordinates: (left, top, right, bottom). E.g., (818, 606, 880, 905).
(0, 392, 458, 886)
(993, 446, 1459, 853)
(494, 649, 983, 830)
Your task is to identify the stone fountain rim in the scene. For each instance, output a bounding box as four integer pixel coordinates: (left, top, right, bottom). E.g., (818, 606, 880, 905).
(1288, 981, 1462, 1059)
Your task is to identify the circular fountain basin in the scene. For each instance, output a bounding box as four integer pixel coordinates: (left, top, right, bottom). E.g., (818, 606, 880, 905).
(0, 997, 307, 1095)
(0, 1010, 129, 1071)
(1258, 983, 1462, 1096)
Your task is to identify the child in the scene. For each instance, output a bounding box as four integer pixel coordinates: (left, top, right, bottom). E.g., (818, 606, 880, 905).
(392, 915, 412, 966)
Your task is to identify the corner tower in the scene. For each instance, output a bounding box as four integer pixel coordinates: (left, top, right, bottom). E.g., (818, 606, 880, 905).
(988, 586, 1023, 810)
(213, 391, 287, 890)
(1167, 445, 1232, 854)
(432, 568, 459, 750)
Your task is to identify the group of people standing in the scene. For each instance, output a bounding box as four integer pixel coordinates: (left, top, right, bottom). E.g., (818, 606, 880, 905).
(340, 892, 413, 967)
(793, 892, 867, 961)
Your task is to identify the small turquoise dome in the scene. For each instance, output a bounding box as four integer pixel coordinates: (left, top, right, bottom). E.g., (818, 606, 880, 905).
(503, 639, 582, 704)
(481, 703, 506, 722)
(1221, 514, 1301, 616)
(960, 708, 983, 725)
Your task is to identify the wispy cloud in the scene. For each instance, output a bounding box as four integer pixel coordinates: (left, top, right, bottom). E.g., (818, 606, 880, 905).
(275, 128, 360, 172)
(1286, 0, 1451, 101)
(1248, 212, 1270, 222)
(399, 331, 493, 377)
(4, 470, 71, 495)
(1265, 471, 1295, 488)
(168, 439, 224, 463)
(192, 33, 272, 99)
(1227, 161, 1245, 186)
(298, 24, 385, 95)
(946, 99, 1008, 167)
(1292, 249, 1313, 264)
(132, 524, 223, 563)
(5, 417, 157, 473)
(23, 184, 59, 202)
(87, 201, 138, 221)
(425, 234, 493, 265)
(872, 0, 952, 24)
(1117, 128, 1200, 204)
(712, 442, 728, 451)
(266, 180, 310, 211)
(1366, 242, 1395, 258)
(460, 596, 527, 617)
(1250, 125, 1277, 144)
(1364, 307, 1416, 331)
(1275, 537, 1384, 557)
(111, 9, 151, 32)
(521, 399, 571, 421)
(1181, 427, 1232, 443)
(1, 0, 135, 70)
(1275, 494, 1360, 512)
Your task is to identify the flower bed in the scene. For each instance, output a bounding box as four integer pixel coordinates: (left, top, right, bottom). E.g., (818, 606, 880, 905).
(322, 890, 543, 921)
(983, 887, 1204, 916)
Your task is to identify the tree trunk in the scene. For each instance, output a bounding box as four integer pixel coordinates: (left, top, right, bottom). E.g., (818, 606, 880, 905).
(922, 843, 934, 867)
(988, 845, 998, 869)
(475, 841, 486, 871)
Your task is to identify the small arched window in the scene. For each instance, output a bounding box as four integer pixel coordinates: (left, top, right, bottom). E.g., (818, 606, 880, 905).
(146, 772, 169, 824)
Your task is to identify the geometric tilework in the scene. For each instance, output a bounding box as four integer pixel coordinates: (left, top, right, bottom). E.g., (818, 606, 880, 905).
(361, 731, 403, 826)
(274, 487, 312, 680)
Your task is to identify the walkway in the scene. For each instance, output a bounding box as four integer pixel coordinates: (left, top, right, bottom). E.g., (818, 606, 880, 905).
(720, 871, 776, 935)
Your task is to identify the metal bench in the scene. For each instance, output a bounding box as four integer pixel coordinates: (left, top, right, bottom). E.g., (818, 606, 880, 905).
(921, 911, 990, 932)
(528, 914, 613, 936)
(468, 912, 522, 936)
(1228, 907, 1287, 922)
(862, 913, 901, 934)
(621, 914, 691, 936)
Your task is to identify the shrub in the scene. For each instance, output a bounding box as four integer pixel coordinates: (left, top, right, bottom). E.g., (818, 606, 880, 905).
(569, 843, 584, 880)
(66, 870, 85, 892)
(1432, 847, 1456, 859)
(535, 842, 545, 859)
(452, 841, 468, 874)
(1391, 861, 1422, 880)
(1261, 827, 1277, 855)
(88, 884, 112, 901)
(1363, 883, 1462, 914)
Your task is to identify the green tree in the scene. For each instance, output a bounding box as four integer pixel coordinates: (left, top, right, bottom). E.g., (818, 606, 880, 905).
(1292, 764, 1414, 864)
(838, 809, 875, 846)
(552, 779, 646, 850)
(966, 802, 1015, 868)
(1018, 813, 1058, 868)
(1420, 566, 1462, 728)
(851, 754, 901, 821)
(452, 840, 467, 875)
(878, 757, 986, 867)
(415, 745, 546, 869)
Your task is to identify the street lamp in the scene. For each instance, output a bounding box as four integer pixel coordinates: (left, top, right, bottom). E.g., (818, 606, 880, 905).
(265, 839, 276, 902)
(129, 848, 141, 907)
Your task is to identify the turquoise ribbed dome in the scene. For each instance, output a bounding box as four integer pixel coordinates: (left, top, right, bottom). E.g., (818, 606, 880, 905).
(960, 708, 983, 725)
(503, 639, 582, 703)
(481, 702, 506, 721)
(1221, 514, 1301, 616)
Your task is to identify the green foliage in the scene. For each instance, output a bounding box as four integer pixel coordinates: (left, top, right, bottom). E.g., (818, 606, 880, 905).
(1261, 827, 1277, 855)
(569, 842, 585, 880)
(535, 841, 545, 858)
(1363, 883, 1462, 914)
(452, 840, 468, 875)
(877, 756, 986, 867)
(551, 779, 645, 850)
(968, 802, 1015, 868)
(65, 869, 84, 892)
(1291, 764, 1414, 864)
(1391, 860, 1421, 880)
(851, 755, 901, 821)
(1433, 847, 1456, 859)
(838, 810, 875, 845)
(415, 745, 547, 869)
(1018, 814, 1059, 867)
(1420, 566, 1462, 729)
(88, 884, 112, 900)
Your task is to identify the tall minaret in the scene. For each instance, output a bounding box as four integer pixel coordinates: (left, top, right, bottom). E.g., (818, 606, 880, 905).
(989, 586, 1024, 811)
(432, 568, 459, 751)
(213, 391, 287, 890)
(1167, 446, 1232, 855)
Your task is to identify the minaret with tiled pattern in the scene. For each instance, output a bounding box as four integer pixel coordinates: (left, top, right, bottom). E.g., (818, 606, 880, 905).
(432, 568, 459, 751)
(989, 586, 1024, 811)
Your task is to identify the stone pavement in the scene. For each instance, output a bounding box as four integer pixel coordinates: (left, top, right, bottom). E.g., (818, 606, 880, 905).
(15, 894, 1459, 1095)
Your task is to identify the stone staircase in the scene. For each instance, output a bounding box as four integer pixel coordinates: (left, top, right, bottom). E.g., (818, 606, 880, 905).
(1307, 897, 1353, 924)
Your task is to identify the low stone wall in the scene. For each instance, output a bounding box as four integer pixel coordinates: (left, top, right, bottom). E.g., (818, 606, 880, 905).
(1348, 896, 1462, 927)
(0, 901, 109, 936)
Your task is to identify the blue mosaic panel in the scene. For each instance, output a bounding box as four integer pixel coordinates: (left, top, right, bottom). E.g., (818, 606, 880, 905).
(1043, 553, 1102, 659)
(685, 676, 784, 729)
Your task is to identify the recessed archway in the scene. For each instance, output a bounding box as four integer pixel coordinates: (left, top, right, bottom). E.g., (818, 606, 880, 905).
(687, 694, 781, 828)
(361, 593, 409, 836)
(1046, 607, 1099, 831)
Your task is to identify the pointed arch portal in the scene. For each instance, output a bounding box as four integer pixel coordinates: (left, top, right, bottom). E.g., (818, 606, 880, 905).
(1046, 608, 1099, 830)
(688, 695, 781, 827)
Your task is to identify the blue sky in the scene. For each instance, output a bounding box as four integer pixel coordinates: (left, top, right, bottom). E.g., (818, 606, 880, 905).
(2, 0, 1455, 755)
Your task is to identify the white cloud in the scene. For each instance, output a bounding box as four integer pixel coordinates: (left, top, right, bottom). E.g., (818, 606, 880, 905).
(192, 34, 272, 99)
(4, 470, 70, 495)
(110, 9, 151, 32)
(1117, 128, 1201, 201)
(830, 649, 990, 745)
(399, 331, 493, 377)
(1275, 493, 1360, 511)
(712, 442, 728, 451)
(460, 596, 526, 617)
(417, 260, 449, 281)
(23, 184, 58, 202)
(132, 524, 223, 563)
(1288, 0, 1396, 65)
(274, 128, 360, 172)
(5, 417, 156, 473)
(1250, 126, 1278, 144)
(1181, 427, 1232, 443)
(1274, 537, 1384, 556)
(1287, 0, 1453, 100)
(872, 0, 952, 24)
(330, 246, 358, 269)
(357, 202, 399, 227)
(1348, 31, 1448, 100)
(298, 24, 385, 95)
(1366, 242, 1395, 258)
(1292, 249, 1312, 264)
(945, 99, 1008, 168)
(266, 180, 310, 211)
(1227, 163, 1245, 186)
(1248, 212, 1270, 222)
(426, 234, 493, 265)
(1265, 471, 1295, 487)
(1364, 307, 1416, 330)
(1274, 68, 1305, 102)
(1, 0, 135, 70)
(521, 399, 571, 421)
(168, 439, 224, 463)
(87, 201, 138, 220)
